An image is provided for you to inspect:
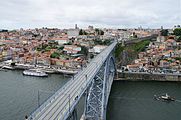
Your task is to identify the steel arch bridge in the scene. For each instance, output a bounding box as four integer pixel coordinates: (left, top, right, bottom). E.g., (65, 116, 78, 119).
(28, 41, 117, 120)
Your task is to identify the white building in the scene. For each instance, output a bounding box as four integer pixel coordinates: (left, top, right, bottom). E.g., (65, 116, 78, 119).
(63, 45, 81, 54)
(49, 37, 69, 45)
(93, 45, 107, 53)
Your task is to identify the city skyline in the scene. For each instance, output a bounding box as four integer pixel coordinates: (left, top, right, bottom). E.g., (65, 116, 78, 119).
(0, 0, 181, 29)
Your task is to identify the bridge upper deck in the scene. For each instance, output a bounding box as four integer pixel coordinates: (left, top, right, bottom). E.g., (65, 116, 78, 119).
(28, 41, 117, 120)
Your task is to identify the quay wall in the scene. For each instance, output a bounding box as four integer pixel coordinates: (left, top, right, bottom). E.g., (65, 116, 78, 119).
(116, 72, 181, 81)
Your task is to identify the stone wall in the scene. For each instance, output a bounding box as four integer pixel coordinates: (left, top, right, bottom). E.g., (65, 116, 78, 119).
(116, 72, 181, 81)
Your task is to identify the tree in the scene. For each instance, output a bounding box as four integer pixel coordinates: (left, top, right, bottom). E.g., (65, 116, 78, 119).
(45, 46, 51, 51)
(83, 30, 87, 35)
(100, 30, 104, 35)
(78, 46, 88, 57)
(95, 28, 99, 35)
(103, 39, 111, 45)
(94, 39, 103, 45)
(79, 29, 87, 35)
(58, 46, 64, 50)
(176, 36, 181, 42)
(173, 28, 181, 36)
(50, 52, 60, 58)
(79, 29, 83, 35)
(160, 29, 168, 36)
(95, 28, 104, 35)
(0, 29, 8, 32)
(64, 42, 72, 45)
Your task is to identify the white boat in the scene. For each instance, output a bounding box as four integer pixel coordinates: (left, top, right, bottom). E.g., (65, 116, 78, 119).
(57, 69, 78, 75)
(2, 65, 15, 70)
(154, 93, 175, 101)
(160, 93, 175, 101)
(41, 68, 56, 74)
(23, 69, 48, 77)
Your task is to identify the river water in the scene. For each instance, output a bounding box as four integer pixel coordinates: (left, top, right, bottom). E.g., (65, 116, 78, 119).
(107, 81, 181, 120)
(0, 70, 69, 120)
(1, 70, 181, 120)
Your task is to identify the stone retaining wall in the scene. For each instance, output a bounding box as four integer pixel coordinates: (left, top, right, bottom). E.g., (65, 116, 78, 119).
(116, 72, 181, 81)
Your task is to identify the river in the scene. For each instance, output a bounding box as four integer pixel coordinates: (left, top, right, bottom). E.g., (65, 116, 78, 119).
(1, 70, 181, 120)
(107, 81, 181, 120)
(0, 70, 69, 120)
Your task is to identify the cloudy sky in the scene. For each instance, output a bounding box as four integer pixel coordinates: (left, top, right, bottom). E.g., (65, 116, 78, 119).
(0, 0, 180, 29)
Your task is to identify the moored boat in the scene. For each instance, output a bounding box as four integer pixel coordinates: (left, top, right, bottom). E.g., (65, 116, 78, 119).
(23, 69, 48, 77)
(2, 65, 15, 70)
(57, 69, 78, 75)
(41, 68, 56, 74)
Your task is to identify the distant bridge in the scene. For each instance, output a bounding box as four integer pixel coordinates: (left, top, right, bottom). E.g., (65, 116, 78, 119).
(28, 41, 117, 120)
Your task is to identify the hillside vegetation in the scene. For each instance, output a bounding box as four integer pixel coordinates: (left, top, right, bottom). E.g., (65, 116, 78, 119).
(115, 40, 150, 66)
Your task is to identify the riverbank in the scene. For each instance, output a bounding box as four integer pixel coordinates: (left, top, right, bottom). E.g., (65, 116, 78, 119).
(116, 71, 181, 81)
(0, 62, 79, 75)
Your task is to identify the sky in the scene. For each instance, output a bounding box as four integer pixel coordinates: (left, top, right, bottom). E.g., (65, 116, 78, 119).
(0, 0, 181, 29)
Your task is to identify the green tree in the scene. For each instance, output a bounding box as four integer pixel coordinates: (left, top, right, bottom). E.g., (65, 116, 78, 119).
(50, 52, 60, 58)
(79, 29, 87, 35)
(160, 29, 168, 36)
(115, 43, 124, 59)
(177, 36, 181, 42)
(83, 30, 87, 35)
(95, 28, 104, 35)
(173, 28, 181, 36)
(79, 29, 83, 35)
(45, 46, 51, 51)
(95, 28, 99, 35)
(94, 39, 104, 45)
(100, 30, 104, 35)
(78, 46, 88, 57)
(58, 46, 64, 50)
(64, 42, 72, 45)
(103, 39, 111, 45)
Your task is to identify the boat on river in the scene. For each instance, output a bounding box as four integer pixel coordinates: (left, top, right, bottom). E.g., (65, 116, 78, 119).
(154, 93, 175, 101)
(57, 69, 78, 75)
(23, 69, 48, 77)
(2, 65, 15, 70)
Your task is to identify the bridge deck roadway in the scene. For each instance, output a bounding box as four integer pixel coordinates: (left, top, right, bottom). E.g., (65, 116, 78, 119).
(29, 42, 117, 120)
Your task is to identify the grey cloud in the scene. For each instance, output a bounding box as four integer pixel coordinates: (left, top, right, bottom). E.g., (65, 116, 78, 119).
(0, 0, 180, 29)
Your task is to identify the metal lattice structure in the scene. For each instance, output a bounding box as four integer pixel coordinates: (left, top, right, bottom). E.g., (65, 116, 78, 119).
(28, 42, 117, 120)
(84, 54, 116, 120)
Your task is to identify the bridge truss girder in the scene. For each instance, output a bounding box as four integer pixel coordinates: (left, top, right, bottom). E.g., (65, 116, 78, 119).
(84, 53, 116, 120)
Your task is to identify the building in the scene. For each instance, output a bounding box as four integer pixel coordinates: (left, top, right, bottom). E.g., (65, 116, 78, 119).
(49, 37, 69, 45)
(93, 45, 107, 53)
(157, 36, 165, 42)
(88, 26, 94, 31)
(67, 29, 79, 38)
(63, 45, 81, 54)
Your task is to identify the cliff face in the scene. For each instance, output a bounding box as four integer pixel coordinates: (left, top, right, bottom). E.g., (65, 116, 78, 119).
(115, 39, 150, 67)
